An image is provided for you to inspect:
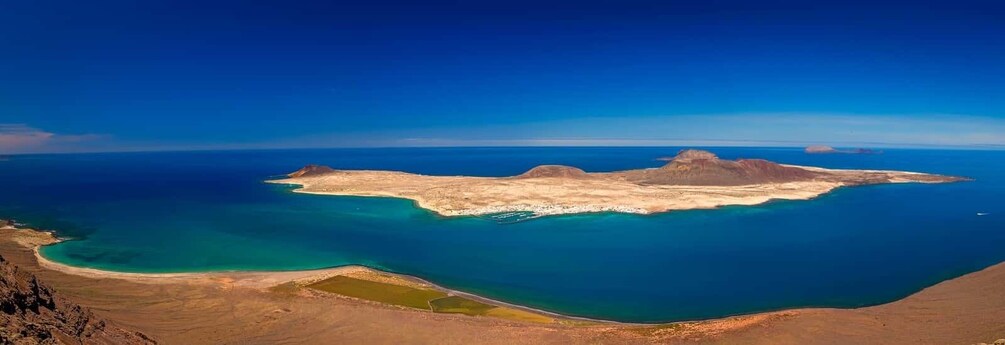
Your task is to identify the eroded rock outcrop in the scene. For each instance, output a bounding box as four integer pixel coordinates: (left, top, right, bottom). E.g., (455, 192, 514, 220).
(0, 254, 155, 345)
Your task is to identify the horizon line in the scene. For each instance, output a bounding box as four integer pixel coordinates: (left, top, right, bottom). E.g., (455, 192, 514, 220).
(4, 142, 1004, 156)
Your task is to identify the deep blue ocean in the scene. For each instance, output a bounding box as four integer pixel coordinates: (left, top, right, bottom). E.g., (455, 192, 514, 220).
(1, 147, 1002, 322)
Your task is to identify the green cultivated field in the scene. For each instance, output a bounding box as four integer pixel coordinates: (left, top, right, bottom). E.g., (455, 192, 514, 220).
(307, 276, 446, 310)
(306, 275, 554, 323)
(429, 296, 496, 315)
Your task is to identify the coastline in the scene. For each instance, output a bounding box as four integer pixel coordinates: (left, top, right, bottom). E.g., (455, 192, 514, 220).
(279, 186, 654, 217)
(267, 158, 965, 218)
(24, 226, 610, 324)
(17, 221, 999, 324)
(3, 224, 1004, 343)
(268, 178, 847, 217)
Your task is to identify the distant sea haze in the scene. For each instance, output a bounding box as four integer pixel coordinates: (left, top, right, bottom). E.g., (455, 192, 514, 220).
(2, 147, 1002, 322)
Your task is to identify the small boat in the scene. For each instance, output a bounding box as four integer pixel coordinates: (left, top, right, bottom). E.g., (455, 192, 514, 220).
(977, 212, 989, 216)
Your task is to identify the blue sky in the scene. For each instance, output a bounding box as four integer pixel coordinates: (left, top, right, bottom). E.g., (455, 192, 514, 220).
(2, 0, 1004, 153)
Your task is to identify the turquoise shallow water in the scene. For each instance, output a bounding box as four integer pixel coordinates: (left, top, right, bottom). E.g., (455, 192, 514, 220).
(1, 147, 1003, 322)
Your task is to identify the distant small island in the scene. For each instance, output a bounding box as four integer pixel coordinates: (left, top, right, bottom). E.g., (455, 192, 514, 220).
(805, 145, 882, 154)
(269, 149, 966, 217)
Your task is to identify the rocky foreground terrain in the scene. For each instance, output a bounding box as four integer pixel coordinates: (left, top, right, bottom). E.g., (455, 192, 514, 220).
(0, 252, 155, 345)
(272, 149, 966, 216)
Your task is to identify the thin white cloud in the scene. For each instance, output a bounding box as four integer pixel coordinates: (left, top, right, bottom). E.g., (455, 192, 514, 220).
(5, 113, 1005, 154)
(0, 124, 104, 154)
(0, 124, 55, 151)
(409, 113, 1005, 148)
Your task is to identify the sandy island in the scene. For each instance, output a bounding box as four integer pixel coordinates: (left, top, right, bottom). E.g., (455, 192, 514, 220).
(267, 149, 967, 217)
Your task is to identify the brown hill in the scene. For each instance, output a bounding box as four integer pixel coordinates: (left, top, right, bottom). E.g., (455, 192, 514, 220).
(620, 149, 819, 186)
(670, 149, 720, 162)
(287, 164, 336, 178)
(0, 254, 155, 345)
(516, 165, 592, 179)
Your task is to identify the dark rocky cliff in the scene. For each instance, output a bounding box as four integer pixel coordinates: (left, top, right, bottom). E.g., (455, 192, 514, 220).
(0, 255, 155, 345)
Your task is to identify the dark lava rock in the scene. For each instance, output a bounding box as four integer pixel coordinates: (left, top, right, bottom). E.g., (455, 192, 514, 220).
(0, 255, 155, 344)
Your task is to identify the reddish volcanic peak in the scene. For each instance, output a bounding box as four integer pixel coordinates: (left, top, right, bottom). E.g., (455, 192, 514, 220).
(735, 159, 818, 181)
(670, 149, 719, 163)
(517, 165, 591, 179)
(619, 149, 821, 186)
(288, 164, 336, 178)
